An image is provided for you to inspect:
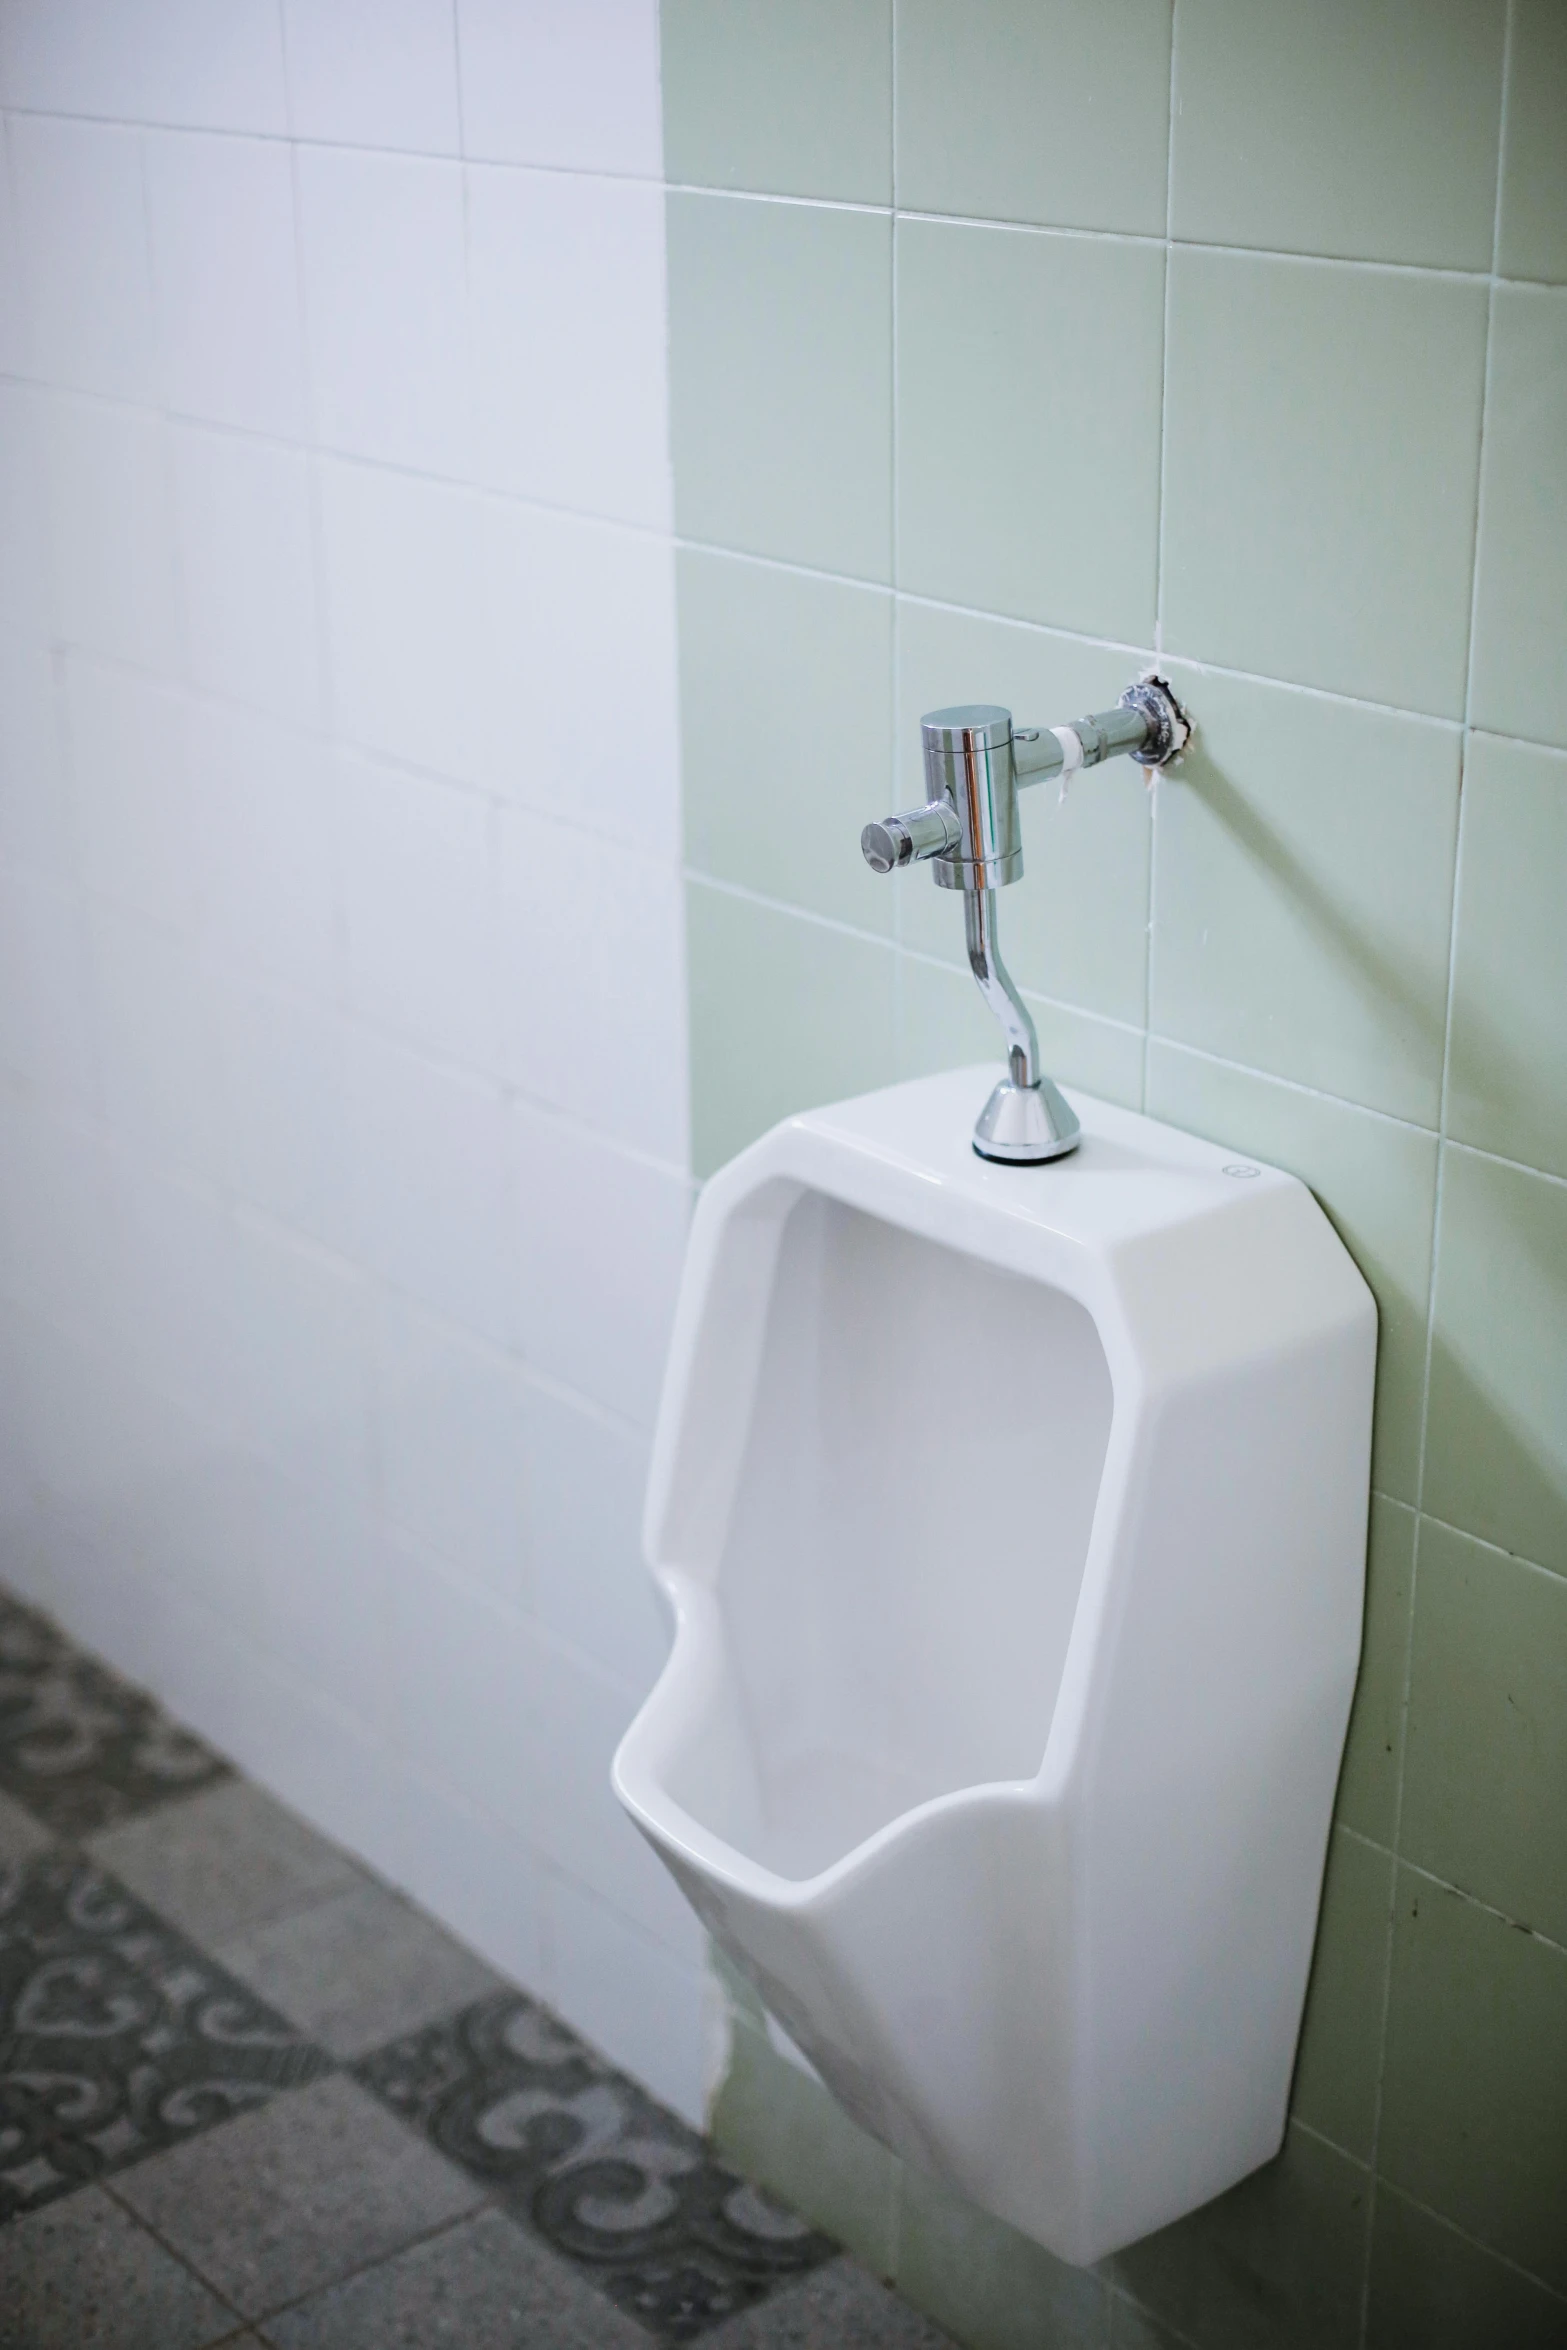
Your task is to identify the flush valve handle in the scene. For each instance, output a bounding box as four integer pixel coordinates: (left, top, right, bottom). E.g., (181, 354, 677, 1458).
(860, 801, 963, 873)
(857, 674, 1192, 1166)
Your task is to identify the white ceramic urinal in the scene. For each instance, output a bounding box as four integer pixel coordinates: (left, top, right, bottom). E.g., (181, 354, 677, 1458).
(612, 1066, 1375, 2265)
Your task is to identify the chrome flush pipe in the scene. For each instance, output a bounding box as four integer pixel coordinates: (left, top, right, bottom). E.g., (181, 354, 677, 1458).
(862, 674, 1191, 1163)
(965, 887, 1038, 1091)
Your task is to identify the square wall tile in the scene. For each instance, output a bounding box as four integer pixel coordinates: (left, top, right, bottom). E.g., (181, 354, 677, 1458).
(9, 116, 157, 402)
(897, 220, 1162, 642)
(62, 658, 202, 931)
(219, 984, 354, 1253)
(1447, 733, 1567, 1176)
(1171, 0, 1504, 268)
(897, 949, 1147, 1112)
(298, 147, 471, 477)
(344, 1026, 514, 1348)
(498, 809, 688, 1163)
(336, 754, 500, 1075)
(322, 460, 680, 855)
(1162, 251, 1487, 716)
(525, 1385, 668, 1698)
(468, 166, 670, 529)
(1106, 2126, 1369, 2350)
(1498, 0, 1567, 285)
(282, 0, 461, 153)
(89, 906, 226, 1183)
(680, 547, 894, 933)
(44, 395, 179, 674)
(1367, 2183, 1567, 2350)
(897, 2164, 1110, 2350)
(509, 1106, 689, 1429)
(896, 0, 1170, 235)
(1469, 287, 1567, 750)
(1336, 1496, 1416, 1845)
(1150, 668, 1459, 1127)
(1144, 1046, 1437, 1502)
(894, 604, 1150, 1019)
(172, 425, 322, 729)
(145, 132, 306, 440)
(713, 2013, 901, 2281)
(384, 1534, 539, 1820)
(663, 0, 890, 202)
(456, 0, 662, 175)
(0, 634, 70, 883)
(687, 880, 897, 1175)
(668, 192, 891, 581)
(0, 0, 289, 132)
(1290, 1827, 1392, 2163)
(1379, 1868, 1567, 2293)
(1425, 1144, 1567, 1575)
(191, 705, 338, 996)
(1401, 1517, 1567, 1944)
(0, 136, 21, 379)
(0, 873, 99, 1118)
(371, 1297, 530, 1611)
(1128, 589, 1384, 1002)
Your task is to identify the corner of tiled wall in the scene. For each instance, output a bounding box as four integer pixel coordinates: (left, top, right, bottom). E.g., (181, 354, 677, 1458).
(662, 1, 1567, 2342)
(0, 0, 714, 2124)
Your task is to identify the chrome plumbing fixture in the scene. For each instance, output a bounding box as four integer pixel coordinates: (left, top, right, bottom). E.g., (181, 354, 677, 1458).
(861, 675, 1191, 1164)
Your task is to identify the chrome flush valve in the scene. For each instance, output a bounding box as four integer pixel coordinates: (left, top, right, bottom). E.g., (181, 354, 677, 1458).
(861, 674, 1191, 1164)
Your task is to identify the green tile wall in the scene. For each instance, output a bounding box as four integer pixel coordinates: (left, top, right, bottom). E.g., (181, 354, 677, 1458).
(663, 4, 1567, 2343)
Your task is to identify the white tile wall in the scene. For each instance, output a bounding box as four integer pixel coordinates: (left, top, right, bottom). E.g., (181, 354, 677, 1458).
(172, 426, 324, 725)
(297, 146, 471, 474)
(8, 116, 156, 401)
(0, 1, 699, 2120)
(281, 0, 461, 156)
(145, 131, 307, 436)
(455, 0, 663, 177)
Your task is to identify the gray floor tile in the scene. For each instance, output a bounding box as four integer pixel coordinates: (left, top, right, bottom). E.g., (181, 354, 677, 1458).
(0, 1851, 331, 2222)
(0, 2183, 236, 2350)
(0, 1785, 51, 1863)
(356, 1990, 836, 2336)
(258, 2205, 649, 2350)
(215, 1879, 501, 2060)
(86, 1780, 364, 1949)
(703, 2259, 959, 2348)
(113, 2075, 484, 2320)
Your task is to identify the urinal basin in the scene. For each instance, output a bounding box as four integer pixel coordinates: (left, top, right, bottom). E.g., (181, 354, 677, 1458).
(613, 1066, 1375, 2264)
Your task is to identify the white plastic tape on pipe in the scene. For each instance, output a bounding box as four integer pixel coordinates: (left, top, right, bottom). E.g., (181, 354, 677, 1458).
(1050, 725, 1085, 802)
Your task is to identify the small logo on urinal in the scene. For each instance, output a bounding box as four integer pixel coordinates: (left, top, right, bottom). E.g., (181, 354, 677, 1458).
(1222, 1163, 1261, 1178)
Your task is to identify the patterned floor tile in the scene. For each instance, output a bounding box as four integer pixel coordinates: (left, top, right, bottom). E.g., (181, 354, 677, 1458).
(0, 1592, 227, 1838)
(0, 1851, 331, 2221)
(354, 1989, 837, 2343)
(259, 2204, 648, 2350)
(0, 2182, 236, 2350)
(216, 1880, 500, 2061)
(0, 1789, 51, 1866)
(115, 2074, 483, 2321)
(87, 1781, 364, 1951)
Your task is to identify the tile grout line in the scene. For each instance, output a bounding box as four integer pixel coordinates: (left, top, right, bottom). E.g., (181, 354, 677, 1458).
(668, 532, 1557, 741)
(888, 0, 907, 1090)
(1353, 11, 1515, 2337)
(15, 90, 1565, 291)
(8, 358, 1563, 757)
(680, 872, 1567, 1186)
(1142, 1, 1180, 1115)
